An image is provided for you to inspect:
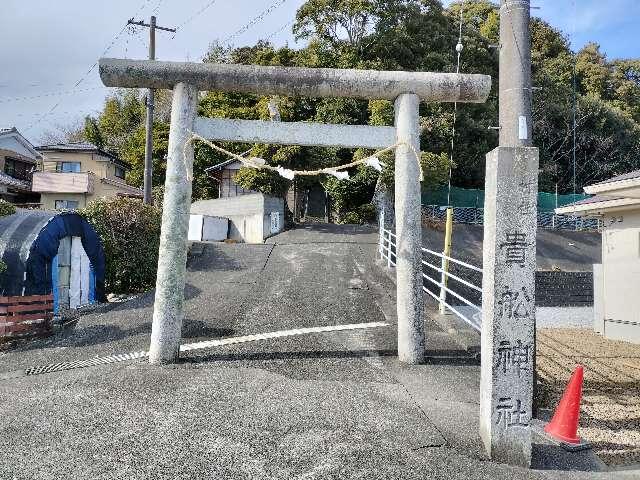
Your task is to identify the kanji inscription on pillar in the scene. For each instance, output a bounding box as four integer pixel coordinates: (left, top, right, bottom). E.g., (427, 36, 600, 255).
(480, 146, 539, 467)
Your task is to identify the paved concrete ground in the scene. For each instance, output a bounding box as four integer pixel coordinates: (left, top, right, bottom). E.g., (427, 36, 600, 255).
(0, 224, 620, 479)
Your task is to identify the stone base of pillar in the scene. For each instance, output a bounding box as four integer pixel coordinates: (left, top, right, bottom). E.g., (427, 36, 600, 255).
(479, 146, 539, 467)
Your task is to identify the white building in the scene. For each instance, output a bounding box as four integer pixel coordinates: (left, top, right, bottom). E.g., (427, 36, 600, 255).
(0, 127, 41, 205)
(557, 170, 640, 344)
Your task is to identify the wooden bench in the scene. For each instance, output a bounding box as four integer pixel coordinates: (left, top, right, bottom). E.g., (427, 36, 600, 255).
(0, 294, 54, 341)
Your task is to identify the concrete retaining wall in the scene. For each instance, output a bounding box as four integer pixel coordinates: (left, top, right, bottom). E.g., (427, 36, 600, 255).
(191, 193, 284, 243)
(424, 268, 594, 308)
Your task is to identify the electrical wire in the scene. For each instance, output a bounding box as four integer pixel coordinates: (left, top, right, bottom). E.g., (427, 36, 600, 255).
(265, 20, 293, 41)
(0, 86, 103, 104)
(152, 0, 165, 15)
(172, 0, 219, 38)
(222, 0, 287, 45)
(25, 0, 155, 132)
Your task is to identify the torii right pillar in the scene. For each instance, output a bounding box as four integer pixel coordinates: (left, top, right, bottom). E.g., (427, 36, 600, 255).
(479, 0, 539, 467)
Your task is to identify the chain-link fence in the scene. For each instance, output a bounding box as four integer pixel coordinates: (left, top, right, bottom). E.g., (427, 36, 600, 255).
(421, 205, 600, 231)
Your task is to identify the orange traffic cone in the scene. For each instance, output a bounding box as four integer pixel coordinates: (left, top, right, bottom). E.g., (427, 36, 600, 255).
(544, 365, 584, 444)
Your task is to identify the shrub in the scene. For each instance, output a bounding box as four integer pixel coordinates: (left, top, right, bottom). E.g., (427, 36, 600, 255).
(0, 259, 6, 274)
(357, 203, 377, 223)
(80, 197, 162, 295)
(339, 204, 377, 225)
(0, 199, 16, 217)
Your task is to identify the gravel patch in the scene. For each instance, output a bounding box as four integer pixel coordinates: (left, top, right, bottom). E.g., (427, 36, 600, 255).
(536, 328, 640, 467)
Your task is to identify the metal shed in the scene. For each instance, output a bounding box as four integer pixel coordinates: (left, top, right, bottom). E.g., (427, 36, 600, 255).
(0, 210, 106, 312)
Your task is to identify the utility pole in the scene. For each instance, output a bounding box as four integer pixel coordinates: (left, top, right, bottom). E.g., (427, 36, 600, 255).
(127, 16, 176, 204)
(498, 0, 533, 148)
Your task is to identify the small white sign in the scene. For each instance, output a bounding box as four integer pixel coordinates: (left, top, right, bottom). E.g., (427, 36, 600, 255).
(270, 212, 280, 234)
(518, 115, 528, 140)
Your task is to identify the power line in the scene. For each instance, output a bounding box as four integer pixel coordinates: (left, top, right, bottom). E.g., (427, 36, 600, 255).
(265, 20, 293, 41)
(222, 0, 287, 45)
(0, 86, 103, 104)
(25, 0, 156, 132)
(152, 0, 165, 15)
(172, 0, 219, 37)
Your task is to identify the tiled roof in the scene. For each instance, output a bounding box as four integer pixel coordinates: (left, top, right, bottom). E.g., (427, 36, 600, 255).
(36, 141, 105, 152)
(0, 171, 29, 189)
(569, 195, 623, 206)
(36, 142, 129, 167)
(100, 177, 143, 194)
(205, 159, 238, 172)
(592, 169, 640, 186)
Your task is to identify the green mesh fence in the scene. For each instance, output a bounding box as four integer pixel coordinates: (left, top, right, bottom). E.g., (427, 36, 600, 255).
(421, 186, 589, 211)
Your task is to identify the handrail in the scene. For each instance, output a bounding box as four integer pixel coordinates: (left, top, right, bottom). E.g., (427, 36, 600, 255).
(379, 219, 482, 331)
(422, 286, 481, 332)
(421, 260, 482, 293)
(421, 247, 483, 273)
(422, 273, 482, 311)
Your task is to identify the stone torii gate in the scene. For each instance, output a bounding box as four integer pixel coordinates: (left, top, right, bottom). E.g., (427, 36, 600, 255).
(98, 58, 490, 367)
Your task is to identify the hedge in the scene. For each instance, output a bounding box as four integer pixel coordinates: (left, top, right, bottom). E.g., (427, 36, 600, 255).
(80, 197, 162, 295)
(0, 199, 16, 217)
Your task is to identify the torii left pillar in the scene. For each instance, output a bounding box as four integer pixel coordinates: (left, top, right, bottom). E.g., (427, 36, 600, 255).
(149, 82, 198, 364)
(394, 93, 425, 364)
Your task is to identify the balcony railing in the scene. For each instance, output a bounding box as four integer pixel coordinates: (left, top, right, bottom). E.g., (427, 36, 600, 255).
(31, 171, 95, 194)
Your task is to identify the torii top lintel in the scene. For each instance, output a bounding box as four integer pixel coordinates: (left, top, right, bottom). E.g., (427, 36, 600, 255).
(99, 58, 491, 103)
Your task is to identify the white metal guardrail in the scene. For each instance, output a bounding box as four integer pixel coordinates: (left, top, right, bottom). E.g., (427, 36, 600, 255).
(378, 215, 483, 332)
(421, 247, 482, 332)
(378, 212, 397, 267)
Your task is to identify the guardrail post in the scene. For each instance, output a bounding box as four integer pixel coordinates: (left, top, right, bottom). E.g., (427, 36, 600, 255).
(378, 209, 384, 259)
(439, 207, 453, 314)
(148, 82, 198, 364)
(394, 93, 425, 364)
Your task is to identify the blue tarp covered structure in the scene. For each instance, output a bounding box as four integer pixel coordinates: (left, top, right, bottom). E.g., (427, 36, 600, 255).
(0, 210, 105, 304)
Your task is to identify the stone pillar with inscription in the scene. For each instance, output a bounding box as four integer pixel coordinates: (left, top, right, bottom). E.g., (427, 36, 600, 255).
(479, 146, 539, 467)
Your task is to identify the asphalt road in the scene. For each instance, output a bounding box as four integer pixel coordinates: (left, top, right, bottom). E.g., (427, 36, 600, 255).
(0, 224, 618, 479)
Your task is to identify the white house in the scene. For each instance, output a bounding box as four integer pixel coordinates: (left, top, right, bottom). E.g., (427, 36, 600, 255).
(0, 127, 41, 205)
(556, 170, 640, 344)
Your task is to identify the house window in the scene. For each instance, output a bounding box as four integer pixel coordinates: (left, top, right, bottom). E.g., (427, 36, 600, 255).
(114, 166, 125, 179)
(55, 161, 81, 173)
(55, 200, 79, 210)
(4, 157, 31, 181)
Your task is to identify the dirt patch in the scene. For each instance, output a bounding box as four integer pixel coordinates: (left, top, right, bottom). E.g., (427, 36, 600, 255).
(536, 328, 640, 466)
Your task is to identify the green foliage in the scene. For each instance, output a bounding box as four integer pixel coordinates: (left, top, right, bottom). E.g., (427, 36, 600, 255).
(368, 100, 394, 126)
(323, 164, 379, 218)
(80, 197, 162, 295)
(0, 259, 6, 275)
(338, 204, 377, 225)
(83, 116, 104, 149)
(79, 0, 640, 208)
(0, 200, 16, 217)
(0, 199, 16, 217)
(233, 167, 290, 196)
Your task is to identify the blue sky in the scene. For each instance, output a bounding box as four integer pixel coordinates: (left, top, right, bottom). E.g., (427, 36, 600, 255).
(0, 0, 638, 143)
